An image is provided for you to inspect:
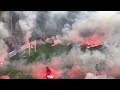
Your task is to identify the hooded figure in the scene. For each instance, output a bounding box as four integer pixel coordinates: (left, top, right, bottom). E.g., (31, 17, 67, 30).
(46, 67, 51, 75)
(46, 67, 53, 79)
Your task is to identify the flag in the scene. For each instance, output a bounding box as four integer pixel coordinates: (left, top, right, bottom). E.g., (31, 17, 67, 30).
(30, 40, 36, 48)
(26, 43, 31, 48)
(30, 40, 37, 52)
(25, 43, 31, 56)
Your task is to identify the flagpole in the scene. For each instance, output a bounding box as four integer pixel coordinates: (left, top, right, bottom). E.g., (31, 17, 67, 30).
(28, 37, 30, 56)
(11, 11, 12, 31)
(29, 43, 30, 56)
(35, 40, 36, 52)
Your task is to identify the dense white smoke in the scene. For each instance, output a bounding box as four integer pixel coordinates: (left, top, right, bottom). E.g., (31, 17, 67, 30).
(1, 11, 120, 79)
(35, 11, 120, 79)
(0, 20, 9, 69)
(85, 73, 114, 79)
(18, 11, 38, 43)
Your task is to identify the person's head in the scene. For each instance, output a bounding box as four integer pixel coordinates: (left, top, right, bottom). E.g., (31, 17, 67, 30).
(46, 67, 49, 69)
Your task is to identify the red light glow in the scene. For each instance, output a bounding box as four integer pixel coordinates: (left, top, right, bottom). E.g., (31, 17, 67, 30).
(79, 34, 104, 48)
(46, 75, 54, 79)
(0, 58, 4, 65)
(0, 62, 3, 65)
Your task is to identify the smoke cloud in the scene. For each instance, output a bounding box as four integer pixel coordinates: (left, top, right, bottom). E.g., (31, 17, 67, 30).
(1, 11, 120, 79)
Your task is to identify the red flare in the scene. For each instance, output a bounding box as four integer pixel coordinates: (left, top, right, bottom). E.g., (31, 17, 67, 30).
(46, 67, 54, 79)
(0, 61, 3, 65)
(0, 58, 4, 65)
(46, 75, 54, 79)
(79, 34, 104, 48)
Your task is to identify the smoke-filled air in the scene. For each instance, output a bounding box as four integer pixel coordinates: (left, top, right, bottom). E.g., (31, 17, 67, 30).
(0, 11, 120, 79)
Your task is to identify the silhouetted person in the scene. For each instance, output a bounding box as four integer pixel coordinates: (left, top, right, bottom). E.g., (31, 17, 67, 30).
(95, 64, 99, 76)
(46, 67, 52, 79)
